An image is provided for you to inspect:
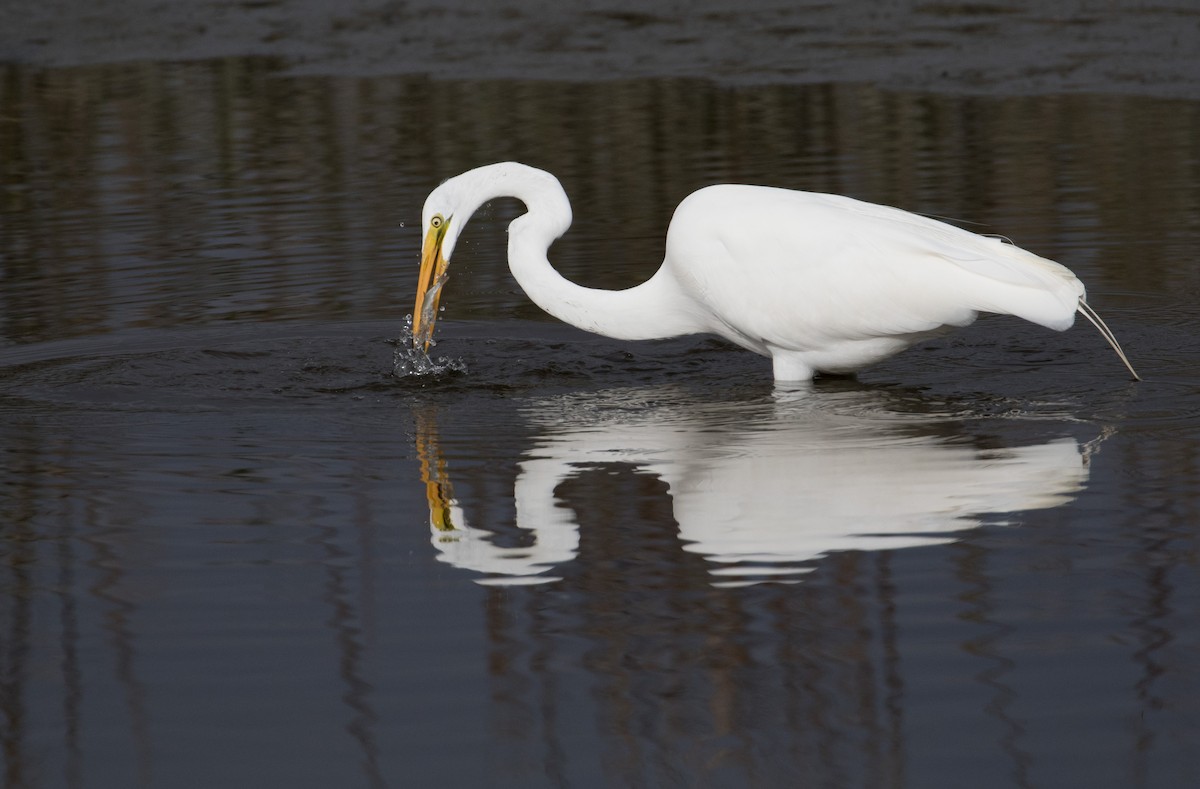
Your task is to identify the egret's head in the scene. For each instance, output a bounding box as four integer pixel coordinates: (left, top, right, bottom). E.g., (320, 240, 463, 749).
(411, 163, 538, 351)
(421, 176, 473, 261)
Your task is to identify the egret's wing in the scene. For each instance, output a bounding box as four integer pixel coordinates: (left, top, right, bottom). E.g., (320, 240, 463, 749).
(832, 194, 1084, 316)
(665, 185, 1083, 351)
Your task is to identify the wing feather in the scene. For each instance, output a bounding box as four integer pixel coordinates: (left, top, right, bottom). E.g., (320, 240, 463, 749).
(665, 185, 1083, 353)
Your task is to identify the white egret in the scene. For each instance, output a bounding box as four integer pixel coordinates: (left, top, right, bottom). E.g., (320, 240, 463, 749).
(413, 162, 1139, 381)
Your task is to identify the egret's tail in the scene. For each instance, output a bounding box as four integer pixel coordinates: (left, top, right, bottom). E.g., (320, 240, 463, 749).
(1077, 299, 1140, 381)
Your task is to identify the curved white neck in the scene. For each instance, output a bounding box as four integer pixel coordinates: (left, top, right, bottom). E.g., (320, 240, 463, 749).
(449, 164, 703, 341)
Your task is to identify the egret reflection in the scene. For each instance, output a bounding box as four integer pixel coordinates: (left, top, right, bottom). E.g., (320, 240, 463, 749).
(416, 408, 578, 584)
(417, 388, 1090, 586)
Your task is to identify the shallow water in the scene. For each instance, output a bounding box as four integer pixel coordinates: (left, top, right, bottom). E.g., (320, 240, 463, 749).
(2, 61, 1199, 787)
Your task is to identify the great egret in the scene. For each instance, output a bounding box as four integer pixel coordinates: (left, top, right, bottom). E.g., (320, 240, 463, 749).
(413, 162, 1139, 382)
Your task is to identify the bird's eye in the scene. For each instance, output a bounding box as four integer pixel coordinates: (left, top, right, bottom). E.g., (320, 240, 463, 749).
(430, 214, 444, 229)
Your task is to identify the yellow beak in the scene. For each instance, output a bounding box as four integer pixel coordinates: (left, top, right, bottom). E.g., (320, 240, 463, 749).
(412, 221, 450, 351)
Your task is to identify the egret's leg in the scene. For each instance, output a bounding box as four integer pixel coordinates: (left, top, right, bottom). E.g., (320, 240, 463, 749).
(770, 351, 815, 382)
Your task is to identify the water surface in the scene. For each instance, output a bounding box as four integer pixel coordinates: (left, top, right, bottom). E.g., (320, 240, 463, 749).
(1, 61, 1199, 787)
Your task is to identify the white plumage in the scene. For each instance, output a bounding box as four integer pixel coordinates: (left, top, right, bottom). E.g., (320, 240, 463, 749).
(412, 162, 1137, 381)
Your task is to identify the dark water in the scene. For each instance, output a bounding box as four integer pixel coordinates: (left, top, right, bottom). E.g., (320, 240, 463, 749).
(2, 60, 1200, 787)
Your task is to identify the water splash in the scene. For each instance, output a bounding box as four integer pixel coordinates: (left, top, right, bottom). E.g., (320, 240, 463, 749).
(392, 314, 467, 378)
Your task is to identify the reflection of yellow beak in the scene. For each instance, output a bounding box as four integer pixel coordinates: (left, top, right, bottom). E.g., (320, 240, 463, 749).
(412, 221, 450, 351)
(415, 410, 456, 532)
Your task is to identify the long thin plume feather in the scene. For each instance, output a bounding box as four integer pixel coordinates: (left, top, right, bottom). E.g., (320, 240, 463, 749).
(1077, 299, 1140, 381)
